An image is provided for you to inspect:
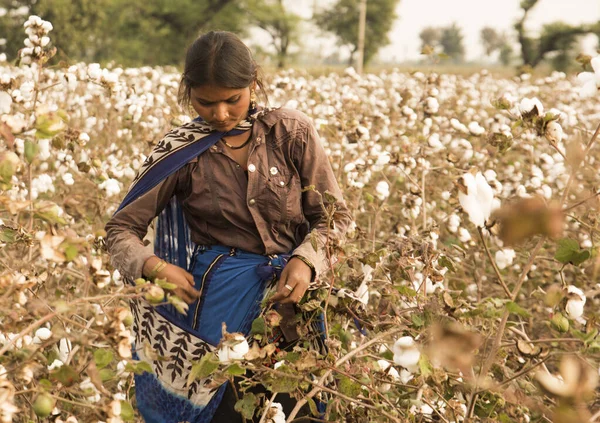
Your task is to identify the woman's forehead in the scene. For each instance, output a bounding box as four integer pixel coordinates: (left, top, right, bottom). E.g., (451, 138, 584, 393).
(191, 85, 246, 101)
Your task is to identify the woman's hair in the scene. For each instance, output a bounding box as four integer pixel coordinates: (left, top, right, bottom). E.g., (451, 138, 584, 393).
(178, 31, 266, 109)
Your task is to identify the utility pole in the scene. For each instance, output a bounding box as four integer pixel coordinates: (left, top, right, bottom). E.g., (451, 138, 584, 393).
(356, 0, 367, 74)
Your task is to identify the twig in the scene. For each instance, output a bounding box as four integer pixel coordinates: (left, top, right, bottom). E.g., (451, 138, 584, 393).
(491, 355, 551, 391)
(286, 327, 403, 422)
(477, 227, 511, 297)
(258, 392, 277, 423)
(563, 190, 600, 212)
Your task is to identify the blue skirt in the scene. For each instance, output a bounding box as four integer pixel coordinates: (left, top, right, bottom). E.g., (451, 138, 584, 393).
(130, 245, 287, 423)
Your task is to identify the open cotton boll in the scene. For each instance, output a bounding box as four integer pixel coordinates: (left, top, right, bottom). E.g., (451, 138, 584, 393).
(545, 121, 563, 144)
(217, 333, 249, 363)
(577, 56, 600, 98)
(375, 180, 390, 200)
(495, 249, 516, 270)
(518, 97, 544, 117)
(392, 336, 420, 372)
(266, 402, 286, 423)
(458, 171, 495, 228)
(565, 285, 586, 319)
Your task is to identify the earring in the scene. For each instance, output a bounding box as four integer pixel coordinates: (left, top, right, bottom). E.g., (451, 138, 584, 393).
(188, 104, 196, 116)
(250, 90, 257, 111)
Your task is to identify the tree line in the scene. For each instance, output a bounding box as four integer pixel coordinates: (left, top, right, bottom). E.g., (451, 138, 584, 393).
(0, 0, 598, 70)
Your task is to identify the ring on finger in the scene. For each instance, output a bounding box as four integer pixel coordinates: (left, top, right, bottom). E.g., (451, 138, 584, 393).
(284, 284, 294, 292)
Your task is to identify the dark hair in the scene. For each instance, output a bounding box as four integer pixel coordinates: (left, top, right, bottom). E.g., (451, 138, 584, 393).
(178, 31, 266, 109)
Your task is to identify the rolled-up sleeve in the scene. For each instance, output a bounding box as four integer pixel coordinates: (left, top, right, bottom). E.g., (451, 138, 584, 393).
(291, 119, 352, 282)
(105, 172, 182, 280)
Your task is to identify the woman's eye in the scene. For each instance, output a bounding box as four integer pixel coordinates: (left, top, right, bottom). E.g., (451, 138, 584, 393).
(227, 98, 240, 104)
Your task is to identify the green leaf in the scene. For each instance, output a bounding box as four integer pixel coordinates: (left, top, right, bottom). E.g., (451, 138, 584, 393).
(99, 368, 114, 382)
(551, 313, 569, 332)
(337, 376, 361, 397)
(51, 364, 80, 386)
(234, 393, 257, 420)
(24, 140, 38, 164)
(250, 316, 266, 336)
(94, 349, 114, 369)
(411, 313, 425, 327)
(308, 398, 319, 417)
(418, 354, 433, 378)
(38, 379, 53, 389)
(506, 301, 531, 318)
(226, 363, 246, 376)
(120, 401, 135, 421)
(64, 243, 78, 261)
(555, 238, 590, 265)
(0, 227, 16, 243)
(187, 353, 219, 386)
(285, 351, 301, 363)
(125, 361, 153, 375)
(438, 255, 456, 272)
(268, 374, 299, 393)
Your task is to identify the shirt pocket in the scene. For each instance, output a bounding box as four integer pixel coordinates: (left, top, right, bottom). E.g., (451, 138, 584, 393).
(263, 167, 304, 228)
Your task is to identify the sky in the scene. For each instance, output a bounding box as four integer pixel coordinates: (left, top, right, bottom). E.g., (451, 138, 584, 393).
(255, 0, 600, 63)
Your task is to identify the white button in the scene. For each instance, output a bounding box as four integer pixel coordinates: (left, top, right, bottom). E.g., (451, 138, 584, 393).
(270, 167, 278, 175)
(257, 137, 261, 142)
(249, 198, 256, 205)
(248, 164, 256, 172)
(211, 145, 217, 151)
(279, 181, 285, 186)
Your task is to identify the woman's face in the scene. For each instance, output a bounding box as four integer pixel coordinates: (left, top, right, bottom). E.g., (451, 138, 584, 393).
(190, 84, 252, 132)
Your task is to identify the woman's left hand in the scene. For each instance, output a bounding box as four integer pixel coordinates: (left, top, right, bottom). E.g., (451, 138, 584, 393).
(270, 257, 312, 304)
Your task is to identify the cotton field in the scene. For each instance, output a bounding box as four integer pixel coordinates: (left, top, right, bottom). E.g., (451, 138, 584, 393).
(1, 16, 600, 423)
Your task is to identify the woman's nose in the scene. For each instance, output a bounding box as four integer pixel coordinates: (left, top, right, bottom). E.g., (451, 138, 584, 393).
(213, 103, 229, 121)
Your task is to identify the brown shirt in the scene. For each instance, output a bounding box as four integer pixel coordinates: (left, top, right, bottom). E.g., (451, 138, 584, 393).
(105, 107, 351, 282)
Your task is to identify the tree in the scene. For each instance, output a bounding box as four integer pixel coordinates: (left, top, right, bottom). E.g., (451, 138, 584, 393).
(515, 0, 600, 69)
(419, 27, 441, 53)
(0, 0, 248, 66)
(314, 0, 400, 66)
(245, 0, 301, 69)
(480, 27, 514, 66)
(440, 23, 465, 62)
(480, 27, 503, 56)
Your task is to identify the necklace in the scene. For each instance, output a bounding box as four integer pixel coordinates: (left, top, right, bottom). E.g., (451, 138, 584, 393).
(222, 136, 252, 150)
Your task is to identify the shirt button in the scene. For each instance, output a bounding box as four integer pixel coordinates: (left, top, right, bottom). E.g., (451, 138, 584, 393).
(257, 137, 261, 142)
(279, 180, 285, 186)
(248, 164, 256, 172)
(249, 198, 256, 205)
(211, 145, 217, 151)
(270, 167, 278, 175)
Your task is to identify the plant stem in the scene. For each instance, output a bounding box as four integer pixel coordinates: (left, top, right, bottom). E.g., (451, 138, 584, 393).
(477, 227, 511, 297)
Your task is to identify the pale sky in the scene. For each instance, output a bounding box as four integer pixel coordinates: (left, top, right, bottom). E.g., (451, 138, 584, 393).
(254, 0, 600, 63)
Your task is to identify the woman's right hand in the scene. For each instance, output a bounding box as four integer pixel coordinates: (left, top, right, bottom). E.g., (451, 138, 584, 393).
(143, 256, 200, 304)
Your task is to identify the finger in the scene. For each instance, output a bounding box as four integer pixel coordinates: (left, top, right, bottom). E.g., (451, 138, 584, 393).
(184, 271, 195, 286)
(279, 282, 308, 304)
(174, 289, 194, 304)
(271, 282, 294, 303)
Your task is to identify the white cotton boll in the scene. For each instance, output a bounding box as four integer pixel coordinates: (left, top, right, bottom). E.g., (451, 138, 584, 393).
(468, 121, 485, 135)
(41, 21, 53, 33)
(38, 138, 51, 160)
(62, 173, 74, 186)
(87, 63, 102, 80)
(428, 133, 444, 150)
(495, 249, 516, 270)
(217, 334, 249, 363)
(99, 178, 121, 197)
(458, 172, 495, 227)
(267, 402, 286, 423)
(399, 368, 413, 384)
(424, 97, 439, 114)
(450, 118, 469, 133)
(35, 327, 52, 341)
(519, 97, 544, 116)
(375, 180, 390, 200)
(577, 56, 600, 98)
(376, 152, 391, 166)
(458, 227, 471, 243)
(545, 121, 563, 144)
(355, 281, 369, 305)
(58, 338, 72, 362)
(565, 285, 586, 319)
(484, 169, 497, 181)
(392, 336, 420, 372)
(0, 91, 12, 114)
(441, 191, 451, 200)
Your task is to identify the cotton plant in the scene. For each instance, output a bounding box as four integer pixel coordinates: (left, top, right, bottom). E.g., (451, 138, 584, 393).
(392, 336, 420, 372)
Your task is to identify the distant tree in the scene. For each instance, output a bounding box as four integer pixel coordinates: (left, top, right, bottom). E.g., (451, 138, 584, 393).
(314, 0, 400, 65)
(480, 26, 514, 66)
(0, 0, 248, 65)
(480, 27, 503, 56)
(419, 27, 441, 53)
(515, 0, 599, 69)
(440, 23, 465, 62)
(245, 0, 302, 68)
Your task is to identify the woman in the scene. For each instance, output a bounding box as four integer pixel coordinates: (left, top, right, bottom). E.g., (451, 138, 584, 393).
(105, 31, 351, 422)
